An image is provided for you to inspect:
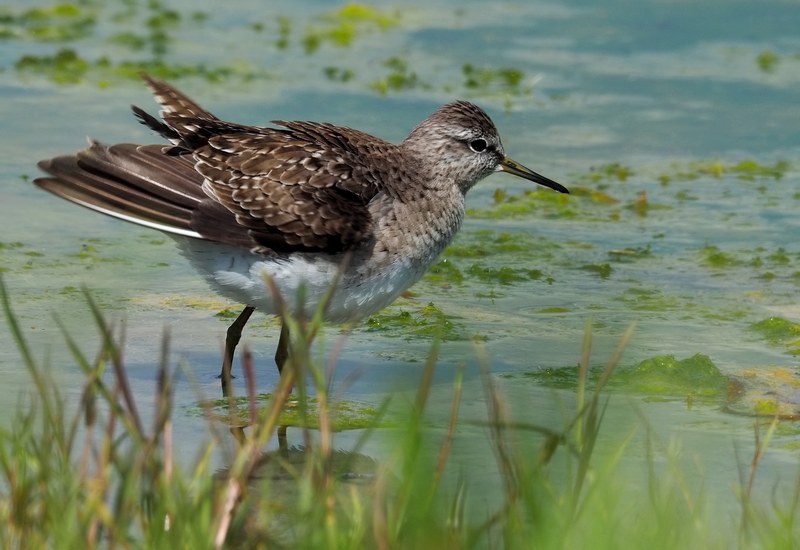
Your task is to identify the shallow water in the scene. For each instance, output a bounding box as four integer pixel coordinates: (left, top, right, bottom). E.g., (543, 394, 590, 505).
(1, 0, 799, 530)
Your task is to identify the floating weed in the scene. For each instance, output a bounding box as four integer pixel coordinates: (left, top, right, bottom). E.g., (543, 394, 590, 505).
(468, 186, 628, 221)
(468, 188, 576, 219)
(757, 50, 779, 72)
(0, 3, 96, 42)
(189, 394, 387, 430)
(465, 264, 542, 285)
(766, 248, 792, 265)
(515, 353, 727, 401)
(461, 63, 529, 98)
(616, 287, 682, 312)
(444, 229, 560, 260)
(365, 302, 466, 341)
(750, 317, 800, 349)
(570, 186, 621, 204)
(424, 259, 464, 285)
(581, 263, 613, 279)
(538, 306, 571, 313)
(369, 56, 428, 95)
(730, 159, 790, 180)
(303, 3, 400, 53)
(659, 159, 791, 183)
(616, 353, 727, 398)
(16, 47, 90, 84)
(274, 15, 291, 49)
(155, 295, 236, 314)
(579, 162, 633, 184)
(15, 47, 266, 85)
(215, 308, 241, 320)
(699, 245, 744, 269)
(726, 367, 800, 419)
(323, 65, 355, 82)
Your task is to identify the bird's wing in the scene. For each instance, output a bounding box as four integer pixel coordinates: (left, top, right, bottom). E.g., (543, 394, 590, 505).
(38, 75, 393, 256)
(181, 118, 386, 254)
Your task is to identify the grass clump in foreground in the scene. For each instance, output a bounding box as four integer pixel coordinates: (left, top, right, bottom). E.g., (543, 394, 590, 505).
(0, 277, 799, 548)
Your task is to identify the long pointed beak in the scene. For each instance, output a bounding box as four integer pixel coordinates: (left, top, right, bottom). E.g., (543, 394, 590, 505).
(497, 156, 569, 194)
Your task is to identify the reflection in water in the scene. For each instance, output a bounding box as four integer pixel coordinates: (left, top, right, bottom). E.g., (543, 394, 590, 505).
(215, 434, 382, 546)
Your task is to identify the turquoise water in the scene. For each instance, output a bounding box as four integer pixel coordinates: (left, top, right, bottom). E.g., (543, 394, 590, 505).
(1, 0, 799, 525)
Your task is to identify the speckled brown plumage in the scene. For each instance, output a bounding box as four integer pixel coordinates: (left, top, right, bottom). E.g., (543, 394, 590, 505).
(34, 73, 568, 389)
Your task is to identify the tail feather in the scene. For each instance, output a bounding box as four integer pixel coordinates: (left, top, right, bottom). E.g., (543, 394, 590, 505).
(35, 141, 205, 238)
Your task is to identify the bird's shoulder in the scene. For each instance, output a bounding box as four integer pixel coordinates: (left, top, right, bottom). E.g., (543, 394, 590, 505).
(172, 116, 401, 254)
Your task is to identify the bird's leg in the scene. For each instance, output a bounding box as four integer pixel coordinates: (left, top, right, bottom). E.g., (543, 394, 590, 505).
(275, 320, 290, 375)
(275, 322, 292, 445)
(220, 305, 255, 395)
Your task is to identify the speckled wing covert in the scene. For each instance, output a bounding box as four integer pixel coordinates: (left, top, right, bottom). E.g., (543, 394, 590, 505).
(37, 74, 387, 256)
(141, 74, 385, 254)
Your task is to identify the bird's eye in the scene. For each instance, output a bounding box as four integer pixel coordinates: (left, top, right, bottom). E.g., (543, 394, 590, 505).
(469, 138, 488, 153)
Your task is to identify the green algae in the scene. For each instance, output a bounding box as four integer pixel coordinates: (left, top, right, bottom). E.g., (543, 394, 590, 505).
(191, 394, 386, 430)
(658, 159, 791, 184)
(15, 47, 267, 85)
(461, 63, 529, 99)
(366, 302, 466, 341)
(726, 366, 800, 419)
(303, 4, 400, 53)
(465, 264, 542, 285)
(616, 288, 681, 312)
(581, 263, 612, 279)
(616, 354, 726, 397)
(756, 50, 779, 72)
(369, 56, 427, 95)
(514, 353, 727, 399)
(750, 317, 800, 346)
(424, 259, 464, 285)
(468, 185, 627, 221)
(444, 230, 560, 260)
(579, 163, 633, 184)
(467, 189, 577, 219)
(0, 3, 96, 42)
(699, 245, 744, 269)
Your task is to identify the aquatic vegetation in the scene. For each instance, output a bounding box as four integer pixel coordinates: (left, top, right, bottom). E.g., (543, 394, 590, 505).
(515, 353, 727, 400)
(461, 63, 528, 98)
(303, 4, 400, 53)
(468, 186, 626, 221)
(581, 263, 612, 279)
(369, 56, 427, 95)
(192, 394, 385, 430)
(658, 159, 792, 184)
(15, 46, 265, 84)
(727, 367, 800, 419)
(323, 65, 355, 82)
(424, 258, 465, 285)
(0, 3, 96, 42)
(465, 263, 543, 285)
(365, 301, 466, 341)
(699, 245, 744, 269)
(16, 47, 89, 84)
(579, 162, 633, 184)
(617, 353, 726, 397)
(757, 50, 779, 72)
(750, 317, 800, 354)
(468, 188, 576, 219)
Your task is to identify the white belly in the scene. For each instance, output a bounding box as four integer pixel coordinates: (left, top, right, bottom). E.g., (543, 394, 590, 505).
(177, 239, 427, 323)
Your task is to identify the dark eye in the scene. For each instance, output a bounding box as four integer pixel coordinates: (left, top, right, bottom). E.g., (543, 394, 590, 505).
(469, 138, 488, 153)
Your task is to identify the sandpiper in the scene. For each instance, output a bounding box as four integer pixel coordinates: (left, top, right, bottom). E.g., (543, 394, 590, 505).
(35, 74, 568, 391)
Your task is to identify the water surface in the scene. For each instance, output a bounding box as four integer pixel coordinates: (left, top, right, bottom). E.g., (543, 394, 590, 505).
(1, 0, 799, 526)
